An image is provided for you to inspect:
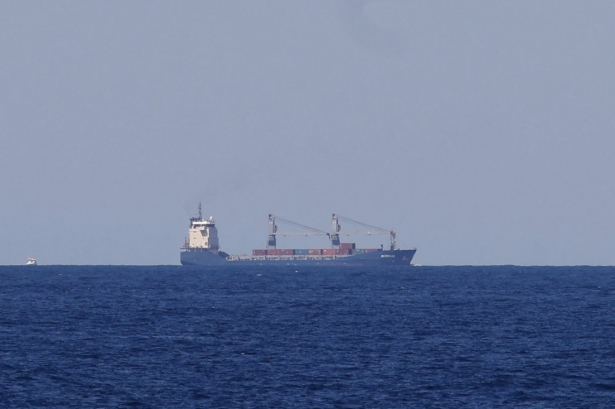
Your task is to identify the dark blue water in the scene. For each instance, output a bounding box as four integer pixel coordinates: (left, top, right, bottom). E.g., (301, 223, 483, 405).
(1, 266, 615, 408)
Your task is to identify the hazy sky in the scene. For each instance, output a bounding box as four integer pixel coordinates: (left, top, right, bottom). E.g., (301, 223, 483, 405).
(2, 1, 614, 265)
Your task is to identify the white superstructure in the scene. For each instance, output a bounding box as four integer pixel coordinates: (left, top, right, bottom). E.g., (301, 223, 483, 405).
(26, 256, 37, 265)
(183, 203, 219, 252)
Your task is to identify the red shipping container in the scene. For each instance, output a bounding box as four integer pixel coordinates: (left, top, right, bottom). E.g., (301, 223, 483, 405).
(336, 248, 351, 255)
(280, 249, 294, 255)
(322, 249, 336, 255)
(253, 249, 267, 256)
(308, 249, 322, 255)
(364, 248, 379, 253)
(267, 249, 282, 255)
(339, 243, 356, 250)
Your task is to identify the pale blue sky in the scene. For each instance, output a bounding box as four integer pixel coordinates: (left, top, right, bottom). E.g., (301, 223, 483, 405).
(1, 1, 614, 265)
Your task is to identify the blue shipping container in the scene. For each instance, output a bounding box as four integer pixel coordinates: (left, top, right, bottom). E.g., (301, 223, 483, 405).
(294, 249, 309, 255)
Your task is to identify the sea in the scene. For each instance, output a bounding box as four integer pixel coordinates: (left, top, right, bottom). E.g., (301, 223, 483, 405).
(1, 265, 614, 408)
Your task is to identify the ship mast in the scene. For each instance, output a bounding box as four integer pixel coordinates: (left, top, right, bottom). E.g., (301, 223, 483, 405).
(331, 214, 341, 249)
(267, 214, 277, 249)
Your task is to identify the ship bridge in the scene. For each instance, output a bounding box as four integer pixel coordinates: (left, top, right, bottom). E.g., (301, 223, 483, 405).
(185, 203, 219, 252)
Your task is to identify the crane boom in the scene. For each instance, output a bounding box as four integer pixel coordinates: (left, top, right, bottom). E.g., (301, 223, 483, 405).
(267, 214, 330, 249)
(331, 214, 397, 250)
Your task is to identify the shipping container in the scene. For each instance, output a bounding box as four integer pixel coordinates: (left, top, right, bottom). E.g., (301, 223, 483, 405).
(353, 249, 365, 254)
(339, 243, 356, 250)
(267, 249, 282, 255)
(336, 248, 351, 255)
(294, 249, 309, 255)
(364, 248, 379, 253)
(280, 249, 294, 255)
(322, 249, 336, 255)
(252, 249, 267, 256)
(308, 249, 322, 255)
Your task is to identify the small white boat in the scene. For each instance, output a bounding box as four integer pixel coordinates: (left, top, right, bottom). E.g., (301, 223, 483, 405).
(26, 256, 37, 266)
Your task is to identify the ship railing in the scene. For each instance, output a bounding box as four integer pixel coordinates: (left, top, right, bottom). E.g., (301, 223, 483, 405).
(227, 254, 345, 262)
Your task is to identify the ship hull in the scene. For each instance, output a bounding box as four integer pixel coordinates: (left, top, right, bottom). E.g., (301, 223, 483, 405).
(181, 248, 416, 266)
(180, 249, 228, 266)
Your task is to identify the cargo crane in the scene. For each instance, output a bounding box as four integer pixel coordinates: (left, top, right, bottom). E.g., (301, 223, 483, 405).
(267, 214, 330, 249)
(331, 214, 397, 251)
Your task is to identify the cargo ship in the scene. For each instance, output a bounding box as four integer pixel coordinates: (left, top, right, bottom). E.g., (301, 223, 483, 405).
(180, 204, 417, 266)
